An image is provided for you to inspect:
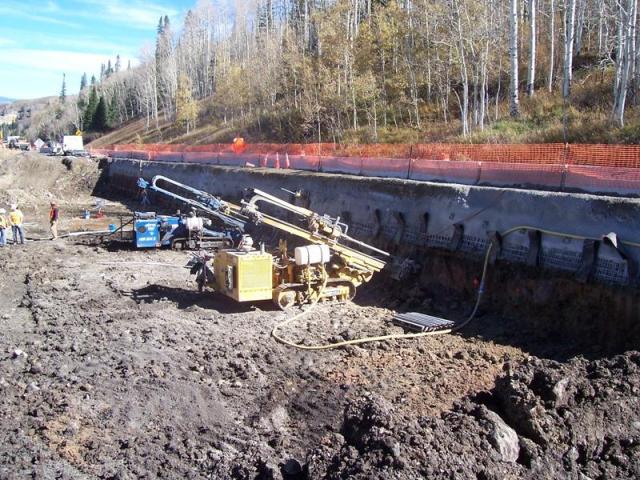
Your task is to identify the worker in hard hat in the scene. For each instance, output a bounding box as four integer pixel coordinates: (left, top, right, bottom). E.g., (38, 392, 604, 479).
(9, 204, 24, 245)
(0, 208, 8, 247)
(49, 202, 59, 240)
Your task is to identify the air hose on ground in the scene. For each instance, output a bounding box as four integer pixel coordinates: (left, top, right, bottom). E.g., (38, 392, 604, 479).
(271, 225, 640, 350)
(25, 230, 114, 241)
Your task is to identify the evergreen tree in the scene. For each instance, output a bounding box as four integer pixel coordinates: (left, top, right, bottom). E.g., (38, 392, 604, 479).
(80, 72, 87, 91)
(115, 55, 121, 73)
(90, 75, 96, 86)
(77, 96, 86, 130)
(108, 93, 119, 127)
(106, 59, 113, 77)
(59, 73, 66, 104)
(91, 96, 108, 132)
(84, 86, 98, 130)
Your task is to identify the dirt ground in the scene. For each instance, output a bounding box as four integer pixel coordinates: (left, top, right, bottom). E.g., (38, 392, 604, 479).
(0, 151, 639, 479)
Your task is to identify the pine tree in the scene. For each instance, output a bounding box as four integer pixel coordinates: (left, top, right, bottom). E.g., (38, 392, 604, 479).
(59, 73, 66, 104)
(84, 86, 99, 130)
(115, 55, 121, 73)
(80, 73, 88, 91)
(108, 93, 119, 127)
(107, 59, 113, 77)
(90, 75, 96, 86)
(77, 96, 86, 130)
(92, 96, 108, 132)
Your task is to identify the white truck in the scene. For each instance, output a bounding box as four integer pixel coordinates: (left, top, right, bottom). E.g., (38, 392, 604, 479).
(63, 135, 85, 155)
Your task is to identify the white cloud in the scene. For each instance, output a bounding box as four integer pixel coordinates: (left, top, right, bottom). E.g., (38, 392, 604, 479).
(0, 0, 179, 31)
(2, 48, 139, 77)
(77, 0, 179, 30)
(45, 0, 61, 12)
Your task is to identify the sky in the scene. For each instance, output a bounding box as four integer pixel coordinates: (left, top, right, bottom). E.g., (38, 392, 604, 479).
(0, 0, 194, 100)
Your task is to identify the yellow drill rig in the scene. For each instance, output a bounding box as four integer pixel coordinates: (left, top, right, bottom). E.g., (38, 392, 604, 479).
(189, 187, 389, 309)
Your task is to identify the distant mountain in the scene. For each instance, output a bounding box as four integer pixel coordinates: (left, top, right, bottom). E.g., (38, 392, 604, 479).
(0, 97, 15, 105)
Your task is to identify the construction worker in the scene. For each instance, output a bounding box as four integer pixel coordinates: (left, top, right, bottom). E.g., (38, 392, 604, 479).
(0, 208, 7, 247)
(49, 202, 59, 239)
(9, 204, 24, 245)
(140, 188, 150, 207)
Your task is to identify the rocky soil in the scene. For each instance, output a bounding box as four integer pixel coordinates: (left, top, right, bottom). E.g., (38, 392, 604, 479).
(0, 150, 638, 479)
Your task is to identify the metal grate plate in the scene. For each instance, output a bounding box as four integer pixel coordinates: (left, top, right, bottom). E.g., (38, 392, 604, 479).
(392, 312, 456, 332)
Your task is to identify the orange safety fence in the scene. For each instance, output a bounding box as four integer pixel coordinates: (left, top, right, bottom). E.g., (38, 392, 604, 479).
(91, 142, 640, 195)
(101, 143, 640, 166)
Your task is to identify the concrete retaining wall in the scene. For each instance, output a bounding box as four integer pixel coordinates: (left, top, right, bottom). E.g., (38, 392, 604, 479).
(106, 158, 640, 287)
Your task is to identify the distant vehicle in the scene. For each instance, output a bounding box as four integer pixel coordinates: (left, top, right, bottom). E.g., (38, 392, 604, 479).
(40, 142, 63, 155)
(63, 135, 84, 154)
(7, 136, 30, 150)
(7, 135, 20, 149)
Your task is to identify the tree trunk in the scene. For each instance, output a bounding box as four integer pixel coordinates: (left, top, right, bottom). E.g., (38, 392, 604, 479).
(527, 0, 537, 96)
(509, 0, 520, 117)
(549, 0, 555, 92)
(562, 0, 576, 99)
(613, 0, 638, 126)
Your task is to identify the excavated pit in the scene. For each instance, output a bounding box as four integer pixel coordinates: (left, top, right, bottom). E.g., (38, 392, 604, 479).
(0, 150, 639, 479)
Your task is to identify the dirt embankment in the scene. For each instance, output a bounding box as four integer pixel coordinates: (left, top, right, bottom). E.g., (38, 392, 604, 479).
(0, 150, 638, 479)
(0, 150, 99, 209)
(0, 150, 127, 237)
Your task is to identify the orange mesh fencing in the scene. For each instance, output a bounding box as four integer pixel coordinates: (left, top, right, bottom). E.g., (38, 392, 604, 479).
(566, 144, 640, 168)
(101, 142, 640, 166)
(94, 142, 640, 194)
(411, 144, 567, 164)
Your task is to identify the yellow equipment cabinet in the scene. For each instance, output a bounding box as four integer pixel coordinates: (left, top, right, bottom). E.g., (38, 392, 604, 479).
(212, 250, 273, 302)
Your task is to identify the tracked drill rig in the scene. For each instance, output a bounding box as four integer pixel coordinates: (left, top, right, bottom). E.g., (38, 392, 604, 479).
(188, 186, 389, 309)
(136, 176, 246, 250)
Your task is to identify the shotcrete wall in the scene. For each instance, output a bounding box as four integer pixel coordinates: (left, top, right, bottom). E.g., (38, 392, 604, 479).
(107, 157, 640, 286)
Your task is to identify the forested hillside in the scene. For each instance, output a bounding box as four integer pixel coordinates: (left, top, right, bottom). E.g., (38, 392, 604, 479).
(33, 0, 640, 144)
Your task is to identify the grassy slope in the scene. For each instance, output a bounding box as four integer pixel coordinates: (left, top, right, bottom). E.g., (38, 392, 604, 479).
(89, 70, 640, 147)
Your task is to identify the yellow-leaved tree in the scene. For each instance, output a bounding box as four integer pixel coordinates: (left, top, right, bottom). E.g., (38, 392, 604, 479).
(175, 74, 199, 134)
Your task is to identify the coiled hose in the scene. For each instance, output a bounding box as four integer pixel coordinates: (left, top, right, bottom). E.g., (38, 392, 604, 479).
(271, 225, 640, 350)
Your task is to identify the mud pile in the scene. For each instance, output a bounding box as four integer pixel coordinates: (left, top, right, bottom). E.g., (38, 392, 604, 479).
(304, 353, 640, 479)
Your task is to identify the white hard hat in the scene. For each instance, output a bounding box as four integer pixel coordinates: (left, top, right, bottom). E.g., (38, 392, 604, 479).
(10, 204, 16, 210)
(0, 209, 5, 214)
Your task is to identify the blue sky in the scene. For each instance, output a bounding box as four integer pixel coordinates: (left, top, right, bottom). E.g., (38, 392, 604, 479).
(0, 0, 194, 100)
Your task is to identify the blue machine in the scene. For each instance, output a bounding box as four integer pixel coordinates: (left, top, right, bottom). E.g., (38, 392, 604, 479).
(133, 211, 239, 250)
(135, 175, 247, 251)
(134, 212, 180, 248)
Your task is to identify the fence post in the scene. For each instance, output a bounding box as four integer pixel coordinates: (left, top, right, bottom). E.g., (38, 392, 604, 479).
(475, 161, 483, 185)
(560, 164, 569, 191)
(408, 144, 414, 180)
